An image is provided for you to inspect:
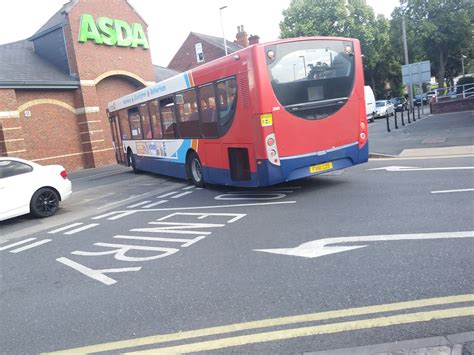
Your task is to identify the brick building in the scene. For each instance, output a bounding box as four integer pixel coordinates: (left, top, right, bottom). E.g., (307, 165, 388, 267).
(0, 0, 177, 171)
(168, 26, 260, 72)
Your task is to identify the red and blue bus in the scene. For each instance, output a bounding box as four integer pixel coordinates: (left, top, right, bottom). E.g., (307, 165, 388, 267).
(107, 36, 368, 187)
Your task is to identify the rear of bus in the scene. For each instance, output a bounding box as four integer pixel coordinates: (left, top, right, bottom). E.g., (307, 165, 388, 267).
(251, 37, 368, 186)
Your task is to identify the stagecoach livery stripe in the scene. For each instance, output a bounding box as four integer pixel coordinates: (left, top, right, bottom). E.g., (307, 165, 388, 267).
(191, 139, 199, 152)
(107, 72, 192, 112)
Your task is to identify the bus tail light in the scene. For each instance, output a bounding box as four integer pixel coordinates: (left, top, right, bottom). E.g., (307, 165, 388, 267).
(359, 109, 368, 149)
(265, 133, 280, 166)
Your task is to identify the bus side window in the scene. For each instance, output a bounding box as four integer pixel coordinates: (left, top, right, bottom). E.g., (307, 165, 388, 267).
(160, 97, 178, 139)
(148, 100, 162, 139)
(128, 107, 143, 139)
(139, 103, 152, 139)
(176, 89, 200, 138)
(118, 109, 131, 140)
(198, 84, 218, 138)
(216, 78, 237, 127)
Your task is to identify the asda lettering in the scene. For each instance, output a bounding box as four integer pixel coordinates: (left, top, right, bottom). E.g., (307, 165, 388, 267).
(78, 13, 149, 49)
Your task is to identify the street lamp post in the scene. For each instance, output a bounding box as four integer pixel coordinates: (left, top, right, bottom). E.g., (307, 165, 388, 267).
(299, 55, 307, 77)
(219, 6, 228, 56)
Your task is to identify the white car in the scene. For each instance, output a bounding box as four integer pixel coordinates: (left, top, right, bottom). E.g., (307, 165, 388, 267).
(374, 100, 394, 118)
(0, 157, 72, 221)
(364, 86, 376, 122)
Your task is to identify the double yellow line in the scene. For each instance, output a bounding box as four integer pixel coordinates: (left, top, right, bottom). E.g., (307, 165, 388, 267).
(48, 294, 474, 354)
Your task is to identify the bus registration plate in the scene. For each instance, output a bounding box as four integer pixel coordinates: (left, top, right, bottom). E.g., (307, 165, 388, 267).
(310, 162, 333, 173)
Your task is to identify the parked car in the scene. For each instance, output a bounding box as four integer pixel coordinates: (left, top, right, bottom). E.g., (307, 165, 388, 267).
(390, 97, 408, 111)
(414, 93, 428, 106)
(364, 86, 376, 122)
(374, 100, 394, 119)
(0, 157, 72, 221)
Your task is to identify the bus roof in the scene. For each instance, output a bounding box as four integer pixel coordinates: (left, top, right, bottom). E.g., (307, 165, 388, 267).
(107, 36, 359, 113)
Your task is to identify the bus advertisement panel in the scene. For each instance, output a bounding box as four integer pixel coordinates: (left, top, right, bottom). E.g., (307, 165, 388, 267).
(107, 36, 368, 187)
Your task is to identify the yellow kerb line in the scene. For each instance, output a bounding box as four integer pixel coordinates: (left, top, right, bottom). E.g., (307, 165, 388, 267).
(46, 294, 474, 354)
(127, 306, 474, 354)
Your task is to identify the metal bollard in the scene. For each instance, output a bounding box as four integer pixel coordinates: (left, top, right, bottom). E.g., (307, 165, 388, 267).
(394, 111, 399, 129)
(401, 109, 405, 126)
(407, 107, 411, 123)
(412, 107, 416, 122)
(386, 113, 391, 132)
(417, 105, 420, 119)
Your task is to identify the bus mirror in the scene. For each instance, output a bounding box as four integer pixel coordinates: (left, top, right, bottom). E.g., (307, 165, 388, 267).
(175, 94, 184, 105)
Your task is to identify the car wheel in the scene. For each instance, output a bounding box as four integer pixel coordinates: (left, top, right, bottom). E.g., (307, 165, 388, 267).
(186, 151, 205, 188)
(127, 149, 140, 174)
(30, 187, 60, 218)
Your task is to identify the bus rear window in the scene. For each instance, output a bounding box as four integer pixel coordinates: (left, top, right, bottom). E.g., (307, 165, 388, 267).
(266, 40, 355, 120)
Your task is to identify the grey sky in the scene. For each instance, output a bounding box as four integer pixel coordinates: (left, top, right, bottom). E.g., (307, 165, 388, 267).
(0, 0, 399, 67)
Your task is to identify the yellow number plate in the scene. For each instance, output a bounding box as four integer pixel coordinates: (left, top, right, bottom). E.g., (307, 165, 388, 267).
(310, 162, 333, 173)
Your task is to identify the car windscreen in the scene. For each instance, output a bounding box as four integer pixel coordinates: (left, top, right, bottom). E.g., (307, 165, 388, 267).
(266, 39, 355, 120)
(376, 102, 385, 107)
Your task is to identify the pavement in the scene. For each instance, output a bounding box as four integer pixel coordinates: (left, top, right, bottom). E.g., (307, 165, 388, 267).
(368, 108, 474, 158)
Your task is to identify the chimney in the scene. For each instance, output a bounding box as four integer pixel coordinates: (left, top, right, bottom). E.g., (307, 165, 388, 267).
(235, 25, 249, 48)
(248, 34, 260, 45)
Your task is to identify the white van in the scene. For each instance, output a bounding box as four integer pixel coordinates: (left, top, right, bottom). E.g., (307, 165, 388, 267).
(364, 86, 376, 122)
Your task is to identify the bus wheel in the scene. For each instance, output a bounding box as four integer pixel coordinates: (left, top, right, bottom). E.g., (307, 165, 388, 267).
(187, 152, 204, 187)
(127, 150, 139, 174)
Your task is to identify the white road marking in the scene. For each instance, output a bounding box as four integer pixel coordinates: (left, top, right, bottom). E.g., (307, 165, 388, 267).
(255, 231, 474, 259)
(128, 201, 152, 208)
(71, 243, 179, 262)
(157, 191, 179, 198)
(114, 235, 206, 247)
(76, 192, 116, 205)
(142, 200, 168, 208)
(171, 191, 193, 198)
(370, 165, 474, 172)
(215, 193, 286, 200)
(10, 239, 52, 253)
(56, 257, 141, 286)
(91, 201, 297, 220)
(97, 195, 139, 209)
(64, 223, 100, 235)
(0, 238, 37, 251)
(48, 223, 83, 234)
(174, 212, 246, 223)
(183, 186, 195, 190)
(431, 188, 474, 194)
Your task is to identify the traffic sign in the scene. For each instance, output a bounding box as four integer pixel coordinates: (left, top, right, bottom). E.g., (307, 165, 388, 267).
(402, 61, 431, 85)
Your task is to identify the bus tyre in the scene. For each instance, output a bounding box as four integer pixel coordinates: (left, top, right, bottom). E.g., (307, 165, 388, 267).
(187, 152, 205, 188)
(127, 150, 139, 174)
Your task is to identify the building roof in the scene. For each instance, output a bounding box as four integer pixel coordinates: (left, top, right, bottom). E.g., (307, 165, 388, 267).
(154, 65, 180, 82)
(30, 1, 74, 39)
(191, 32, 242, 53)
(0, 40, 79, 89)
(31, 0, 147, 40)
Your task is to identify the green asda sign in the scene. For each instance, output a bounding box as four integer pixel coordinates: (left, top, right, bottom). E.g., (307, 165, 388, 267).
(78, 13, 149, 49)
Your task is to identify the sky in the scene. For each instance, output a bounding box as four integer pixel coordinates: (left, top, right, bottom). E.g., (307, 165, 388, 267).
(0, 0, 399, 67)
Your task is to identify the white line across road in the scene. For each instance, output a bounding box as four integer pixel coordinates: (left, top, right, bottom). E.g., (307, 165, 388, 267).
(370, 166, 474, 172)
(64, 223, 100, 235)
(255, 231, 474, 259)
(48, 223, 84, 234)
(431, 188, 474, 194)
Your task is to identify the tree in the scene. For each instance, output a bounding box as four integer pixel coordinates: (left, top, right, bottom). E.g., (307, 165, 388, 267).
(279, 0, 393, 97)
(402, 0, 473, 87)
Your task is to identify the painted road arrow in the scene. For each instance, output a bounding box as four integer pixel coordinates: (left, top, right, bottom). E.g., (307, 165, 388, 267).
(254, 231, 474, 259)
(369, 166, 474, 172)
